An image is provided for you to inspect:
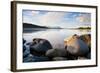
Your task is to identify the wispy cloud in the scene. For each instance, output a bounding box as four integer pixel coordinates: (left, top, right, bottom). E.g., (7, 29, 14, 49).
(76, 13, 91, 25)
(23, 10, 91, 28)
(37, 12, 66, 27)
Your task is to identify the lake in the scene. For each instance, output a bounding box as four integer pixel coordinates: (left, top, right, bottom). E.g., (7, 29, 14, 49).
(23, 29, 91, 49)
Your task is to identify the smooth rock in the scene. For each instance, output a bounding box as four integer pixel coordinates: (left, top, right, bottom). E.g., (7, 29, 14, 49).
(52, 57, 68, 61)
(65, 34, 89, 56)
(30, 38, 52, 55)
(46, 48, 67, 57)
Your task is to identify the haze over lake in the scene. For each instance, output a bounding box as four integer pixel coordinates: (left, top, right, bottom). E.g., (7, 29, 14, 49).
(23, 29, 91, 49)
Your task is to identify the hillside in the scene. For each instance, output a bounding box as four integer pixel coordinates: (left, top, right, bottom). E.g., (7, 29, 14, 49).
(23, 23, 48, 28)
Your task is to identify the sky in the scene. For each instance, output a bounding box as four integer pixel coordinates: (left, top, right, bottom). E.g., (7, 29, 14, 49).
(22, 10, 91, 28)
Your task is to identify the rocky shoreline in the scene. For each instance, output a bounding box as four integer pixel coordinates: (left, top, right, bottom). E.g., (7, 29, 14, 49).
(23, 34, 91, 62)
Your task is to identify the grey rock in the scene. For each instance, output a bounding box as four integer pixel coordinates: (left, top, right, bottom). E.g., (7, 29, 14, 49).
(46, 48, 67, 57)
(30, 38, 52, 55)
(52, 57, 68, 61)
(78, 56, 87, 60)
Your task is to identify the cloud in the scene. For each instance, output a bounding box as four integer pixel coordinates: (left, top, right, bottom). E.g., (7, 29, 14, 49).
(37, 12, 66, 26)
(31, 11, 40, 16)
(76, 13, 91, 24)
(23, 10, 91, 27)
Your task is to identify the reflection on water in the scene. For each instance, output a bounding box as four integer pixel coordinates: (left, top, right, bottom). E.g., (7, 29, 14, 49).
(23, 29, 90, 49)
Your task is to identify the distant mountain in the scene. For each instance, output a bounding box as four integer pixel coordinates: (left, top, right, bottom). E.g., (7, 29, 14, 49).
(23, 23, 48, 28)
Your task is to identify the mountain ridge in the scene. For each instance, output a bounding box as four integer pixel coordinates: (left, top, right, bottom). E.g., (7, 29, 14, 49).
(23, 23, 48, 28)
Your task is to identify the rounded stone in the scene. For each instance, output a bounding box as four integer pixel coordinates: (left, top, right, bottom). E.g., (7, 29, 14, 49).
(46, 48, 67, 57)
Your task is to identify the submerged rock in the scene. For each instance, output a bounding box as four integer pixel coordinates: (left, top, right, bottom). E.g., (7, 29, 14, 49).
(30, 38, 52, 56)
(46, 48, 67, 57)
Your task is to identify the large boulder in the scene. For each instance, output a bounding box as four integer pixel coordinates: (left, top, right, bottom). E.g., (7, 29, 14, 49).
(46, 48, 67, 57)
(30, 38, 52, 56)
(64, 34, 89, 56)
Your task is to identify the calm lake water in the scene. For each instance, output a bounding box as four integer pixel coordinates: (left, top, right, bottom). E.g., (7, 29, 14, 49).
(23, 29, 91, 49)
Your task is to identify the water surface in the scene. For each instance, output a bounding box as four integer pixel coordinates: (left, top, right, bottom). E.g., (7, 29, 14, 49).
(23, 29, 90, 49)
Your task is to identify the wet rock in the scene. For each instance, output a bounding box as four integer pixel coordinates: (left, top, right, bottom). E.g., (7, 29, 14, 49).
(26, 42, 32, 45)
(23, 39, 27, 52)
(46, 48, 67, 57)
(23, 45, 26, 52)
(23, 54, 50, 62)
(23, 39, 26, 44)
(31, 56, 50, 62)
(30, 38, 52, 55)
(65, 34, 89, 56)
(23, 54, 33, 62)
(52, 57, 68, 61)
(23, 44, 30, 58)
(23, 39, 31, 58)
